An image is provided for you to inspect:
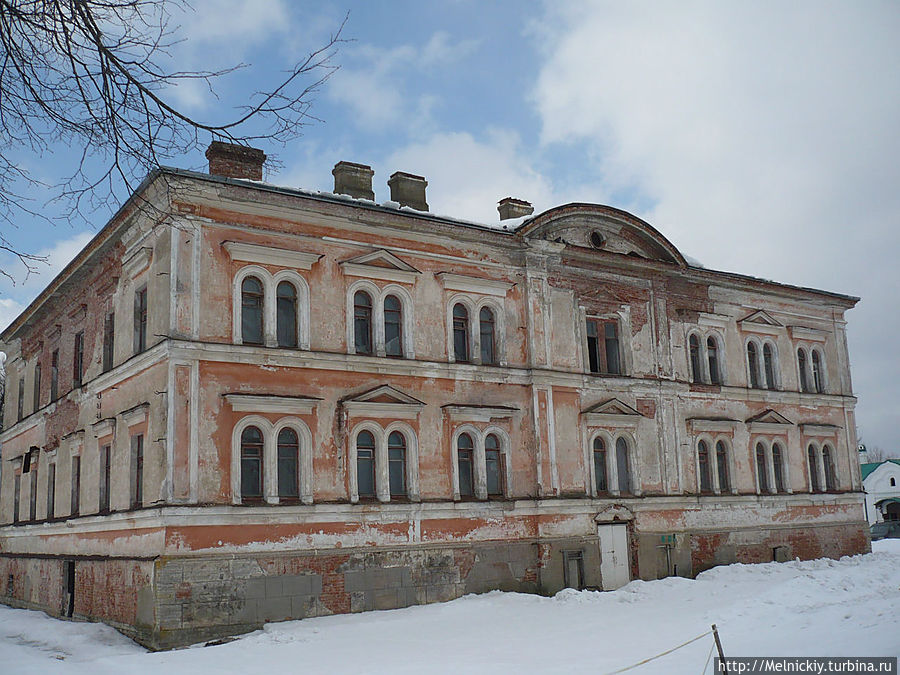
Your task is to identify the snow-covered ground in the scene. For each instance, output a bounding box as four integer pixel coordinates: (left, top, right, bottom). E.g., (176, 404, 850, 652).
(3, 540, 899, 674)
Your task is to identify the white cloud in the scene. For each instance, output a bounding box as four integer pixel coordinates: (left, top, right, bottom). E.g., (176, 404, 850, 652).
(531, 1, 900, 447)
(0, 299, 25, 334)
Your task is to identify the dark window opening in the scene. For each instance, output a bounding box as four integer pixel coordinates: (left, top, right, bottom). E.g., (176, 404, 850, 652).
(13, 475, 20, 523)
(131, 435, 144, 509)
(356, 430, 376, 498)
(479, 307, 496, 365)
(277, 428, 300, 499)
(99, 445, 111, 513)
(689, 334, 702, 383)
(384, 295, 403, 358)
(716, 441, 730, 492)
(807, 445, 820, 493)
(812, 350, 824, 393)
(590, 231, 605, 249)
(747, 342, 760, 389)
(71, 456, 81, 516)
(457, 433, 475, 497)
(47, 463, 56, 519)
(240, 426, 264, 501)
(763, 343, 776, 390)
(593, 437, 607, 493)
(452, 304, 469, 362)
(63, 560, 75, 618)
(32, 362, 41, 413)
(29, 467, 38, 521)
(240, 277, 264, 346)
(276, 281, 298, 348)
(615, 437, 631, 494)
(698, 440, 712, 493)
(823, 446, 837, 491)
(16, 377, 24, 421)
(756, 443, 769, 493)
(50, 349, 59, 401)
(134, 285, 148, 354)
(798, 348, 809, 393)
(388, 431, 407, 497)
(354, 291, 373, 355)
(773, 443, 785, 493)
(707, 337, 721, 384)
(587, 319, 621, 375)
(485, 433, 503, 496)
(102, 313, 115, 372)
(563, 550, 585, 590)
(72, 331, 84, 388)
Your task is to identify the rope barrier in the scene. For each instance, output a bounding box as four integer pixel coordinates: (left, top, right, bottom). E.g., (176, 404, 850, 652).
(702, 640, 717, 674)
(602, 629, 713, 675)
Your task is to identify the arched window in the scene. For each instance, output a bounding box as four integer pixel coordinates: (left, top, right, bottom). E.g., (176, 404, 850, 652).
(276, 281, 298, 348)
(479, 307, 496, 365)
(707, 337, 721, 385)
(388, 431, 407, 496)
(716, 441, 730, 492)
(457, 433, 475, 497)
(485, 433, 503, 496)
(811, 351, 824, 393)
(240, 426, 264, 500)
(354, 291, 373, 355)
(756, 442, 770, 493)
(615, 437, 631, 494)
(593, 437, 607, 493)
(772, 443, 785, 493)
(891, 477, 896, 487)
(277, 428, 299, 498)
(823, 445, 837, 491)
(383, 295, 404, 358)
(241, 277, 264, 345)
(698, 440, 712, 493)
(747, 342, 760, 389)
(356, 430, 376, 497)
(808, 445, 821, 492)
(689, 334, 702, 384)
(763, 343, 776, 390)
(453, 304, 470, 362)
(798, 348, 810, 393)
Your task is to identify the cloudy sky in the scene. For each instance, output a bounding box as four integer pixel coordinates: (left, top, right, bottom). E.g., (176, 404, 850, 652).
(1, 0, 897, 451)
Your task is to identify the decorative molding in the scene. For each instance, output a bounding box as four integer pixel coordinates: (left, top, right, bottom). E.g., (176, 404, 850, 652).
(789, 326, 829, 342)
(436, 272, 513, 297)
(740, 309, 783, 335)
(594, 504, 634, 523)
(92, 417, 116, 438)
(441, 405, 519, 422)
(340, 249, 420, 284)
(122, 403, 149, 427)
(583, 398, 643, 427)
(224, 394, 320, 415)
(122, 246, 153, 279)
(223, 241, 322, 270)
(687, 418, 740, 433)
(63, 429, 84, 457)
(698, 312, 729, 329)
(800, 423, 841, 437)
(341, 385, 425, 419)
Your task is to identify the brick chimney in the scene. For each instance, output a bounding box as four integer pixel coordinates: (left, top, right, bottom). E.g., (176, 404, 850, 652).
(387, 172, 428, 211)
(205, 141, 266, 181)
(333, 161, 375, 200)
(498, 197, 534, 220)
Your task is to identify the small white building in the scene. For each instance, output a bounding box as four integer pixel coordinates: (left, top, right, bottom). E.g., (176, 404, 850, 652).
(860, 460, 900, 524)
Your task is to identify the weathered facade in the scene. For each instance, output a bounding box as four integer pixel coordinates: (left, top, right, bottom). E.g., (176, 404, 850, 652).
(0, 144, 868, 648)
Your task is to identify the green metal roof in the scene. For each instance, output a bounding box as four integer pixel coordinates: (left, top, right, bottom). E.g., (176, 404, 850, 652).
(861, 460, 900, 481)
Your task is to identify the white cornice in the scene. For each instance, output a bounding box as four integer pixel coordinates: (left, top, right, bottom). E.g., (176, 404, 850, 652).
(800, 423, 841, 437)
(340, 262, 419, 284)
(223, 241, 322, 270)
(739, 322, 782, 336)
(436, 272, 513, 297)
(442, 405, 519, 422)
(122, 246, 153, 279)
(687, 418, 740, 433)
(697, 312, 730, 329)
(342, 401, 423, 419)
(748, 421, 792, 434)
(92, 417, 116, 438)
(583, 412, 641, 428)
(122, 403, 149, 427)
(789, 326, 829, 342)
(224, 394, 320, 415)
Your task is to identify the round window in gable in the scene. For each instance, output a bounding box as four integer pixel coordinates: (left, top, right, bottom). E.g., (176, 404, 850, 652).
(589, 231, 605, 249)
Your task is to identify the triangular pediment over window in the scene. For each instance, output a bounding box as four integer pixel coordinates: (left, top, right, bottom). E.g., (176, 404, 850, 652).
(582, 398, 643, 427)
(740, 310, 782, 327)
(340, 250, 420, 283)
(746, 409, 793, 425)
(342, 385, 425, 418)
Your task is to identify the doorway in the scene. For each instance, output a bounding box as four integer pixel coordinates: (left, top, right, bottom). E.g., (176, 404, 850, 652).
(63, 560, 75, 618)
(597, 523, 630, 590)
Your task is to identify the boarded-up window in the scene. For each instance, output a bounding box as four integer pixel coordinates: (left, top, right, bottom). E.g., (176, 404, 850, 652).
(99, 445, 111, 513)
(616, 437, 630, 494)
(46, 463, 56, 519)
(102, 312, 115, 372)
(452, 303, 469, 362)
(133, 285, 148, 354)
(240, 426, 264, 500)
(276, 281, 298, 348)
(50, 349, 59, 401)
(72, 332, 84, 388)
(563, 550, 585, 590)
(593, 437, 607, 493)
(384, 295, 403, 357)
(356, 430, 376, 497)
(71, 456, 80, 515)
(823, 446, 837, 491)
(131, 435, 144, 509)
(354, 291, 373, 355)
(13, 475, 20, 523)
(16, 377, 24, 421)
(485, 433, 503, 496)
(457, 433, 475, 497)
(29, 469, 37, 521)
(479, 307, 496, 365)
(388, 431, 407, 496)
(277, 428, 299, 499)
(241, 277, 264, 345)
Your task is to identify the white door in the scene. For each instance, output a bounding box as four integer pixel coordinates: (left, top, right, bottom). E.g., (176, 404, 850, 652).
(598, 523, 630, 590)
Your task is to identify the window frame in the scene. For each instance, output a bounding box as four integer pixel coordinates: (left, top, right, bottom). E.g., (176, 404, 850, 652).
(446, 295, 505, 366)
(102, 312, 115, 372)
(451, 425, 510, 501)
(72, 331, 85, 389)
(232, 266, 311, 350)
(348, 422, 419, 503)
(585, 316, 623, 376)
(133, 284, 148, 354)
(346, 280, 415, 359)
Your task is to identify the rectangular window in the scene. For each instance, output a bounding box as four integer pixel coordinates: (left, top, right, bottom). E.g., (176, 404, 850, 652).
(17, 377, 24, 421)
(72, 331, 84, 388)
(133, 285, 148, 354)
(50, 349, 59, 401)
(388, 447, 406, 496)
(130, 435, 144, 509)
(69, 457, 81, 516)
(46, 463, 56, 519)
(102, 313, 115, 372)
(99, 445, 111, 513)
(485, 450, 503, 496)
(458, 448, 474, 497)
(32, 362, 41, 413)
(71, 456, 81, 516)
(13, 475, 20, 523)
(586, 319, 621, 375)
(29, 469, 38, 521)
(357, 448, 375, 497)
(563, 550, 585, 590)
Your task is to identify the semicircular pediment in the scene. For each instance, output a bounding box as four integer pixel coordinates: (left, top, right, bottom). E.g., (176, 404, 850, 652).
(516, 203, 686, 267)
